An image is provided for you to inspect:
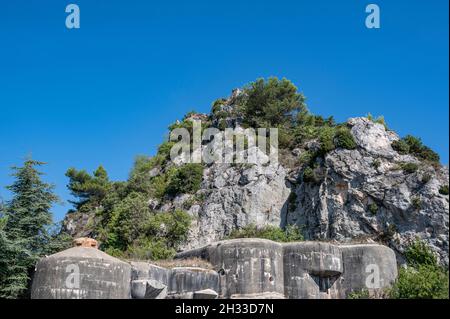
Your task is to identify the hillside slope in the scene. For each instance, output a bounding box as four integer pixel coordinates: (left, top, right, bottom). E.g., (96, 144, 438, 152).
(62, 79, 449, 265)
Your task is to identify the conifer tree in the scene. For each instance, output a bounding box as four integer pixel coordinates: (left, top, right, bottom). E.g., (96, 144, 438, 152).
(0, 159, 58, 298)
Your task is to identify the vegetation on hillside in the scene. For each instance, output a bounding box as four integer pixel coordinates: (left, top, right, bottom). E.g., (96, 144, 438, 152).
(65, 163, 193, 260)
(227, 224, 303, 243)
(390, 240, 449, 299)
(347, 240, 449, 299)
(0, 159, 71, 299)
(392, 135, 440, 163)
(60, 77, 443, 261)
(0, 77, 445, 299)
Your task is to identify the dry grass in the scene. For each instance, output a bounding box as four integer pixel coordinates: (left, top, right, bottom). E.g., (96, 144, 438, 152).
(151, 257, 214, 270)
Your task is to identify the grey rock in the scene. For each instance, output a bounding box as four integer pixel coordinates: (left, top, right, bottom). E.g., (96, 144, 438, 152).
(61, 90, 449, 268)
(148, 198, 160, 210)
(131, 279, 167, 299)
(193, 289, 219, 299)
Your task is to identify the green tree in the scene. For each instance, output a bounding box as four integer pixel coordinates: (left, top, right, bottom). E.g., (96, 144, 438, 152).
(334, 127, 357, 150)
(66, 165, 111, 210)
(0, 216, 31, 299)
(240, 77, 307, 128)
(392, 135, 440, 163)
(4, 160, 58, 254)
(0, 159, 58, 298)
(390, 240, 449, 299)
(166, 164, 203, 196)
(105, 192, 151, 251)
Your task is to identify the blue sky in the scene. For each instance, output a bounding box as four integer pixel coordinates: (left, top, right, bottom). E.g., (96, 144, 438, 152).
(0, 0, 448, 222)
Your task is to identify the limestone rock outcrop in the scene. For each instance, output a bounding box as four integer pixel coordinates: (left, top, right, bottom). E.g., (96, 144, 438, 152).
(62, 89, 449, 266)
(285, 118, 449, 265)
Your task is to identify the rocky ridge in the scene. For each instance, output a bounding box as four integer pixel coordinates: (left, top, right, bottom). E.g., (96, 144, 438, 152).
(63, 89, 449, 265)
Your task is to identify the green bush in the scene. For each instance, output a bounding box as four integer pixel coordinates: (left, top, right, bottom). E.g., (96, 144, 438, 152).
(166, 164, 203, 196)
(367, 113, 388, 129)
(390, 240, 449, 299)
(411, 197, 422, 209)
(211, 98, 227, 114)
(157, 141, 176, 160)
(347, 289, 370, 299)
(143, 210, 192, 248)
(334, 127, 357, 150)
(228, 224, 303, 243)
(372, 159, 381, 169)
(105, 192, 151, 251)
(293, 125, 319, 145)
(150, 175, 168, 200)
(392, 135, 440, 163)
(127, 155, 162, 194)
(417, 146, 440, 163)
(302, 167, 317, 184)
(421, 173, 432, 184)
(318, 126, 336, 155)
(400, 162, 418, 174)
(368, 203, 378, 215)
(392, 140, 410, 154)
(126, 238, 177, 260)
(439, 185, 449, 195)
(298, 150, 316, 167)
(390, 265, 449, 299)
(103, 190, 191, 260)
(404, 240, 438, 268)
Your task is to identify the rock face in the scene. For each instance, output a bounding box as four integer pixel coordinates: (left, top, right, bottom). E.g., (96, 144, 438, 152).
(31, 239, 397, 299)
(285, 118, 449, 265)
(62, 89, 449, 266)
(173, 116, 448, 265)
(181, 162, 290, 250)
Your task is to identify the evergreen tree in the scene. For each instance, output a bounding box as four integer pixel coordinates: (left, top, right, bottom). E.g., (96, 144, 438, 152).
(0, 216, 30, 299)
(66, 165, 111, 210)
(240, 77, 307, 128)
(0, 159, 58, 298)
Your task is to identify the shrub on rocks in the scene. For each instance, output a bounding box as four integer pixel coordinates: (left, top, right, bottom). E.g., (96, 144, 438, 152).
(228, 224, 303, 242)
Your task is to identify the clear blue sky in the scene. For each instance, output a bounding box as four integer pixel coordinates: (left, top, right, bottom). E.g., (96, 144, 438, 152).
(0, 0, 448, 222)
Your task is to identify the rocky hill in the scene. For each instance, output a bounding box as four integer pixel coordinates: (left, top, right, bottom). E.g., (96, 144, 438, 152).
(62, 78, 449, 266)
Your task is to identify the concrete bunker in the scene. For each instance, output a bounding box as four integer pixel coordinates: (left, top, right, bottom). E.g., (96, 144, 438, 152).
(31, 238, 398, 299)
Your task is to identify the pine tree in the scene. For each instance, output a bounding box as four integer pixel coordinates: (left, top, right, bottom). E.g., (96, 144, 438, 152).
(0, 159, 58, 298)
(0, 216, 31, 299)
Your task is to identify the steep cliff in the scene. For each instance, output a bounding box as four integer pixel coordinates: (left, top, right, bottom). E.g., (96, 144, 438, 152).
(62, 83, 449, 265)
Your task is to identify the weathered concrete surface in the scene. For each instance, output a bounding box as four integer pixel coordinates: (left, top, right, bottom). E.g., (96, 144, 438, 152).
(175, 239, 398, 299)
(168, 267, 219, 298)
(283, 242, 343, 299)
(31, 239, 398, 299)
(178, 238, 284, 298)
(130, 261, 170, 285)
(340, 244, 398, 296)
(128, 262, 219, 299)
(193, 289, 219, 299)
(31, 247, 131, 299)
(230, 292, 285, 299)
